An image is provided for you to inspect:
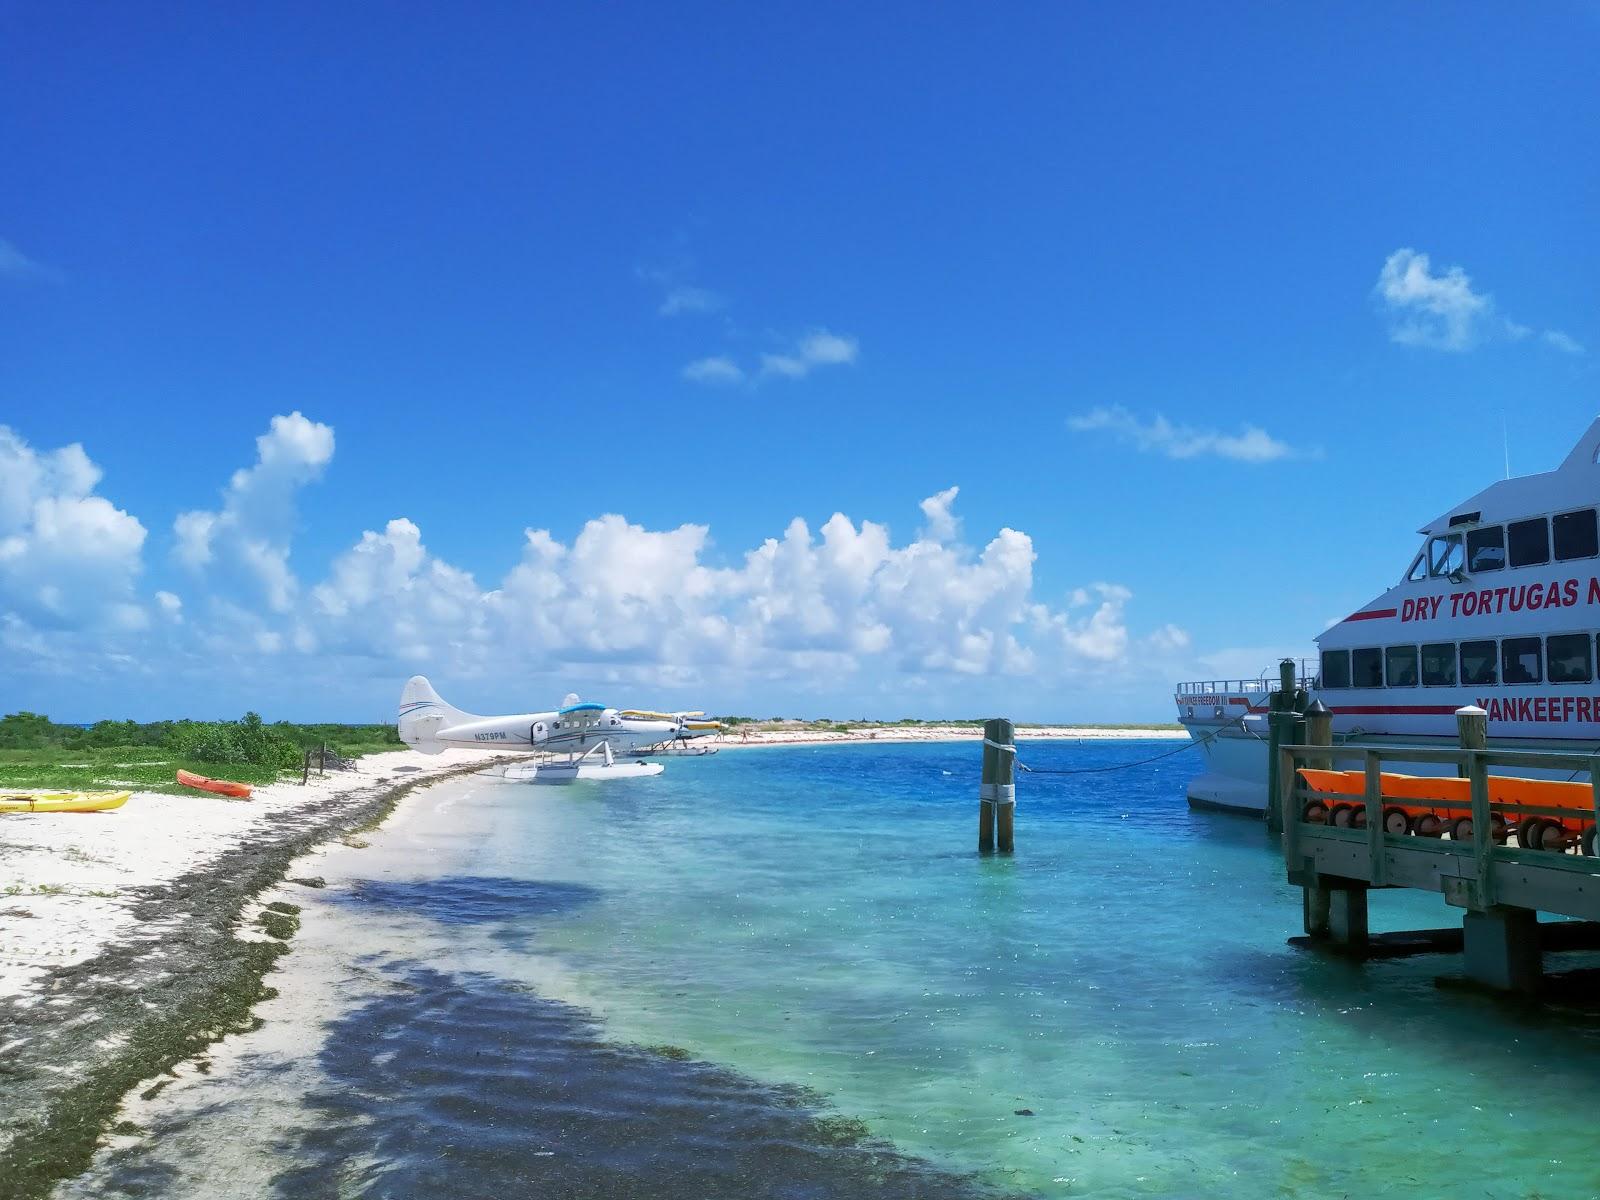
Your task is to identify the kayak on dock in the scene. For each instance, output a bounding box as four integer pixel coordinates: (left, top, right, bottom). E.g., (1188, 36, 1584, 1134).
(0, 790, 132, 814)
(176, 769, 253, 798)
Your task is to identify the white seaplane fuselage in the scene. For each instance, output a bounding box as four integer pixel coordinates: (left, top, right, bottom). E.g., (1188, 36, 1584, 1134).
(417, 705, 679, 755)
(398, 677, 687, 782)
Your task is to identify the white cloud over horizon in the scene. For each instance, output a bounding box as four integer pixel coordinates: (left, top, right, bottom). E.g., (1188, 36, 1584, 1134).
(0, 427, 146, 633)
(1374, 248, 1583, 355)
(1067, 406, 1300, 463)
(172, 411, 335, 612)
(1, 415, 1193, 714)
(684, 329, 860, 388)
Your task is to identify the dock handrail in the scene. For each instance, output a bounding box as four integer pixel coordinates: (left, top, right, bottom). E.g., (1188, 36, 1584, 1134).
(1278, 741, 1600, 915)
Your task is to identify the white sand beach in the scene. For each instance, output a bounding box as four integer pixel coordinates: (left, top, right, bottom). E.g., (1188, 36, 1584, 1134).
(0, 748, 499, 1006)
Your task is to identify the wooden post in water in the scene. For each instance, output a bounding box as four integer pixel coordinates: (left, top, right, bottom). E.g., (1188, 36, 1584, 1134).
(995, 720, 1015, 854)
(979, 718, 1015, 854)
(1265, 660, 1301, 835)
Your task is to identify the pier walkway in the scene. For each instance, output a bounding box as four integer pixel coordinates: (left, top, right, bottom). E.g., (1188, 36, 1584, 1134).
(1278, 724, 1600, 994)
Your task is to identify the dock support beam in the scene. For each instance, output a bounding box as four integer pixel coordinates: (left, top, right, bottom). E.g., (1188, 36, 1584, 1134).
(980, 718, 1015, 855)
(1304, 879, 1369, 949)
(1463, 907, 1542, 994)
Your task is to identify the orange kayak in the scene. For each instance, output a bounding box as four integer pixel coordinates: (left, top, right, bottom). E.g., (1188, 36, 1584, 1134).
(176, 769, 252, 799)
(1298, 768, 1593, 814)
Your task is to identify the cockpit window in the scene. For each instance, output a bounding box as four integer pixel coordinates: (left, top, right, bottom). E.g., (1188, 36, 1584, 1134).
(1509, 518, 1550, 568)
(1466, 526, 1505, 573)
(1405, 552, 1426, 582)
(1427, 534, 1463, 577)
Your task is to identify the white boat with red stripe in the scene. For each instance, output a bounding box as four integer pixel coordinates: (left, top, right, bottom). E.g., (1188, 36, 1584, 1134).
(1177, 415, 1600, 815)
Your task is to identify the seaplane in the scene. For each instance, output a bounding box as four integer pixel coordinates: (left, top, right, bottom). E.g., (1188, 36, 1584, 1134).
(397, 676, 693, 784)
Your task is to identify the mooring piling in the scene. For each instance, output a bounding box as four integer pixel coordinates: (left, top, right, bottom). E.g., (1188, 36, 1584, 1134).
(980, 718, 1016, 854)
(1265, 660, 1305, 835)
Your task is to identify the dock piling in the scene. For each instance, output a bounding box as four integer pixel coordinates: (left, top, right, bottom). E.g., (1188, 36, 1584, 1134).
(1265, 660, 1304, 835)
(980, 718, 1015, 855)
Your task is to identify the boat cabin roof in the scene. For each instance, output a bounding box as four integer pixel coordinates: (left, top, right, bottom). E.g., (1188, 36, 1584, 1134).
(1419, 416, 1600, 536)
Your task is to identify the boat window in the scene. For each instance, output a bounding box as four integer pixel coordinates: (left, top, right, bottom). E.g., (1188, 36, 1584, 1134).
(1554, 509, 1599, 561)
(1466, 526, 1505, 573)
(1351, 647, 1383, 688)
(1320, 649, 1351, 690)
(1385, 645, 1419, 687)
(1508, 518, 1550, 568)
(1501, 637, 1542, 685)
(1460, 640, 1498, 687)
(1546, 633, 1593, 684)
(1421, 642, 1457, 686)
(1405, 552, 1426, 582)
(1427, 534, 1464, 577)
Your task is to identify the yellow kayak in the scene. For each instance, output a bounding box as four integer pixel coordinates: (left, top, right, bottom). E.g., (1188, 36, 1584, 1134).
(0, 791, 132, 814)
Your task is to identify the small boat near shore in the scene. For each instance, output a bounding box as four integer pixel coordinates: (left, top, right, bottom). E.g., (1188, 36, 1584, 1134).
(0, 790, 131, 814)
(176, 770, 253, 798)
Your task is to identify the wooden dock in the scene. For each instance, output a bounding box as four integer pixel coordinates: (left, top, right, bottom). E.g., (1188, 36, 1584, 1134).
(1277, 705, 1600, 995)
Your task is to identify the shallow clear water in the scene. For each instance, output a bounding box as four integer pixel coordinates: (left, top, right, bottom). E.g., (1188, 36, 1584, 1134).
(72, 742, 1600, 1198)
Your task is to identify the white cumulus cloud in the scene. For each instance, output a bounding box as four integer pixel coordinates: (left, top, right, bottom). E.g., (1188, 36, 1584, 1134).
(172, 412, 334, 612)
(0, 427, 146, 630)
(660, 286, 723, 317)
(760, 330, 859, 379)
(1067, 407, 1298, 463)
(1374, 248, 1582, 354)
(685, 329, 860, 387)
(4, 418, 1192, 715)
(682, 355, 745, 385)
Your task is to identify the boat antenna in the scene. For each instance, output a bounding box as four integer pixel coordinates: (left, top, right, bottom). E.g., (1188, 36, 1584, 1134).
(1502, 414, 1511, 480)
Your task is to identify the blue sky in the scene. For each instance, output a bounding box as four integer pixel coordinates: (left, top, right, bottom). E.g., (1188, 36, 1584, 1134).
(2, 3, 1597, 722)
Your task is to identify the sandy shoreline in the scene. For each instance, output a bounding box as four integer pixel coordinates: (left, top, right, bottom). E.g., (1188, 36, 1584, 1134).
(0, 747, 502, 1197)
(0, 730, 1186, 1195)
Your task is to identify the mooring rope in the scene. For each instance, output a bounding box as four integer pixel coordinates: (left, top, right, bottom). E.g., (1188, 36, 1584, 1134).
(1011, 713, 1252, 776)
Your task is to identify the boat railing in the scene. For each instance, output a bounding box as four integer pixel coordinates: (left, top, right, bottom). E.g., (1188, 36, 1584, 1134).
(1177, 659, 1316, 697)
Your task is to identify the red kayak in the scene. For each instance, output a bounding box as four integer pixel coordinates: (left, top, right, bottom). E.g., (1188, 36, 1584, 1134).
(175, 769, 253, 799)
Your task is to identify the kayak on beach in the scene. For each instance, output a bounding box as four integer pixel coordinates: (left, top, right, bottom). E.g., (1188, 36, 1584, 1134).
(175, 769, 253, 799)
(0, 790, 132, 814)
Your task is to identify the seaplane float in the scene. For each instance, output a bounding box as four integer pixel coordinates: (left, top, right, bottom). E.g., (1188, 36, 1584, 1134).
(398, 676, 715, 784)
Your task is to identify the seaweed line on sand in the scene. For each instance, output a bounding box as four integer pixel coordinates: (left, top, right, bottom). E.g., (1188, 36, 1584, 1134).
(0, 757, 501, 1200)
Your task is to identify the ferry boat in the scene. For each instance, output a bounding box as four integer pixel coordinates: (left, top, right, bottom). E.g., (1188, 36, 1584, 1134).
(1178, 415, 1600, 815)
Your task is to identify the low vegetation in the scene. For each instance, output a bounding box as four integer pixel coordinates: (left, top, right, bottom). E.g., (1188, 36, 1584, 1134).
(0, 711, 402, 794)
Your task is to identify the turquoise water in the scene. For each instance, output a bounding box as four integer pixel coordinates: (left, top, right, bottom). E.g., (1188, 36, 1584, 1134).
(76, 741, 1600, 1197)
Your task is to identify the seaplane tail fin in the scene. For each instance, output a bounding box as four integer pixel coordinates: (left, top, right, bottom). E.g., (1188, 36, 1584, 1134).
(398, 675, 473, 753)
